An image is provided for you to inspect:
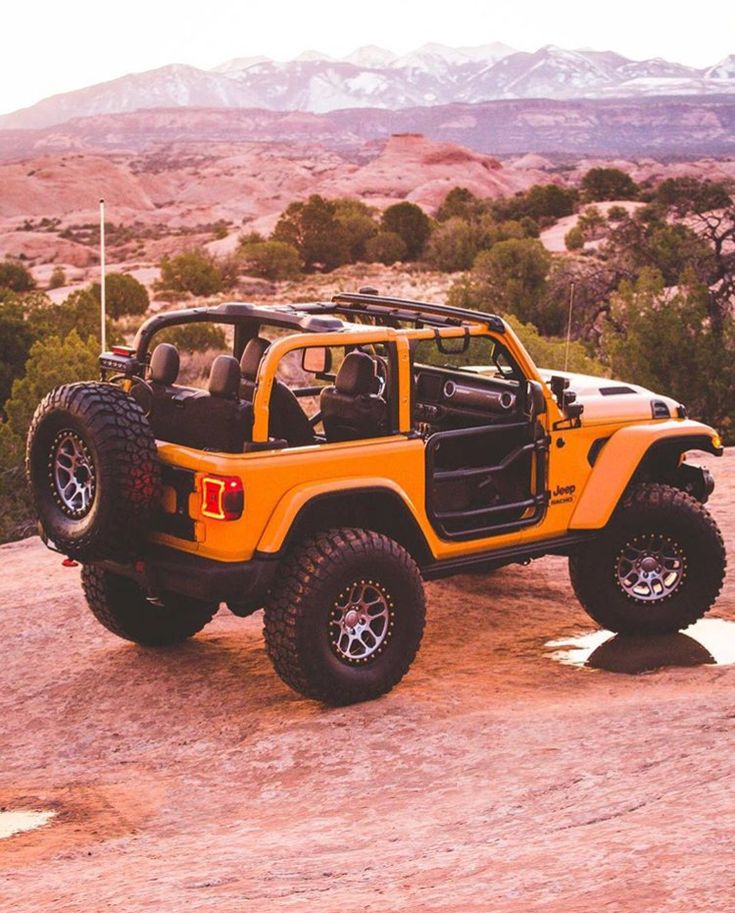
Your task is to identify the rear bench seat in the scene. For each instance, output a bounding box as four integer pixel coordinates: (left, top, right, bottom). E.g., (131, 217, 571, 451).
(138, 344, 252, 452)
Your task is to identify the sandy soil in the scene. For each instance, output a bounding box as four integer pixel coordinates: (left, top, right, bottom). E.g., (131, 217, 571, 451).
(1, 453, 733, 912)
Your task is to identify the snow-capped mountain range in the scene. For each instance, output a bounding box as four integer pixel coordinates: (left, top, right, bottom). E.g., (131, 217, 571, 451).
(2, 43, 735, 131)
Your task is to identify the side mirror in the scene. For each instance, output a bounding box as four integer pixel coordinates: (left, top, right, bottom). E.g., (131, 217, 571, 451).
(302, 346, 332, 375)
(549, 374, 584, 423)
(528, 380, 547, 416)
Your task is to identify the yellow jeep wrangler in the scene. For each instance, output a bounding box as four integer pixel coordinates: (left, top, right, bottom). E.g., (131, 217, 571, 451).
(27, 290, 726, 704)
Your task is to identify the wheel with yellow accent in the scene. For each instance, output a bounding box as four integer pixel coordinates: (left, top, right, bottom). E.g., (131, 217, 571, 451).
(569, 483, 726, 635)
(263, 528, 426, 705)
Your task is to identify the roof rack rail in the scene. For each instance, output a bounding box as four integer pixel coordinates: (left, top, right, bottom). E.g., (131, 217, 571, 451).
(330, 292, 505, 333)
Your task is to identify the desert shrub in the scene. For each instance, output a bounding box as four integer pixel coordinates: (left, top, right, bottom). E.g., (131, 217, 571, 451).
(577, 206, 607, 239)
(565, 225, 585, 251)
(0, 425, 33, 543)
(159, 250, 223, 296)
(48, 267, 67, 289)
(0, 309, 35, 414)
(364, 231, 407, 265)
(333, 199, 379, 261)
(0, 330, 101, 543)
(0, 261, 35, 293)
(581, 167, 639, 202)
(239, 240, 302, 280)
(25, 288, 113, 345)
(491, 185, 578, 223)
(90, 272, 149, 318)
(600, 268, 735, 439)
(156, 323, 227, 354)
(4, 330, 100, 439)
(504, 314, 607, 376)
(424, 218, 478, 272)
(607, 205, 628, 222)
(273, 195, 350, 271)
(381, 202, 431, 260)
(470, 239, 551, 322)
(436, 187, 485, 222)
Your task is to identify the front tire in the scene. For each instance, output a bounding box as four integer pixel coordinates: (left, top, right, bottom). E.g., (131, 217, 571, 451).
(570, 483, 726, 635)
(81, 565, 217, 646)
(263, 529, 426, 705)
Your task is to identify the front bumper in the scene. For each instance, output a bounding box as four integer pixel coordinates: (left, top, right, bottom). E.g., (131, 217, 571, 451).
(100, 546, 278, 605)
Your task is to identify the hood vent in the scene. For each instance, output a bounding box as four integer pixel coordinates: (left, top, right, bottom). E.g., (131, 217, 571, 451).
(651, 400, 671, 419)
(599, 385, 636, 396)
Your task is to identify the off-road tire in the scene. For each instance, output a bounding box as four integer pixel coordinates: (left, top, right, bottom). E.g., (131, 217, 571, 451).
(570, 483, 726, 635)
(263, 529, 426, 705)
(81, 564, 216, 646)
(26, 382, 160, 562)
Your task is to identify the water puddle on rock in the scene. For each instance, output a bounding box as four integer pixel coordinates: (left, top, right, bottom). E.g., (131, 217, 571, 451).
(0, 810, 55, 840)
(546, 618, 735, 674)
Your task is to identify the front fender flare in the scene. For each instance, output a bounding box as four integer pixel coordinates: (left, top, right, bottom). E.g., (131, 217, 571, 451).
(570, 420, 721, 530)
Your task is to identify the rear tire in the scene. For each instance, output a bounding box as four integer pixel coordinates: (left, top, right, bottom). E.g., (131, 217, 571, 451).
(263, 529, 426, 705)
(570, 483, 726, 635)
(81, 564, 216, 646)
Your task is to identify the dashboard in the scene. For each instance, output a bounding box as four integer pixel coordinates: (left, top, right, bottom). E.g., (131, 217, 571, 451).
(413, 366, 521, 431)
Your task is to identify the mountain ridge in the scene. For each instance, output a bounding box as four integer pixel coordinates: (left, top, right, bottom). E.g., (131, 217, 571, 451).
(2, 43, 735, 131)
(2, 94, 735, 162)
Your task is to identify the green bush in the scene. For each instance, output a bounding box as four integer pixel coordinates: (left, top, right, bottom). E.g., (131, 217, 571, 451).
(48, 267, 67, 289)
(565, 225, 584, 251)
(381, 202, 431, 260)
(273, 195, 351, 272)
(581, 167, 639, 202)
(0, 309, 35, 414)
(4, 330, 100, 439)
(239, 240, 302, 280)
(436, 187, 485, 222)
(504, 314, 606, 376)
(424, 218, 478, 272)
(491, 185, 578, 223)
(90, 272, 149, 318)
(159, 250, 224, 296)
(471, 239, 551, 322)
(25, 289, 113, 346)
(0, 261, 35, 293)
(156, 323, 227, 353)
(607, 205, 628, 222)
(601, 269, 735, 438)
(364, 231, 407, 265)
(333, 199, 379, 261)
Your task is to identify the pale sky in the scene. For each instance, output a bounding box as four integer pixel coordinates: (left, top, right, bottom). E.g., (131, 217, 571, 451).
(2, 0, 734, 115)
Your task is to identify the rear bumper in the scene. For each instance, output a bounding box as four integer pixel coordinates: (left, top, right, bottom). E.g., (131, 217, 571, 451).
(100, 546, 278, 605)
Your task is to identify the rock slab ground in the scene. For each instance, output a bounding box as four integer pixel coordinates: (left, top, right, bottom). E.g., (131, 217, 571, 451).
(1, 453, 733, 911)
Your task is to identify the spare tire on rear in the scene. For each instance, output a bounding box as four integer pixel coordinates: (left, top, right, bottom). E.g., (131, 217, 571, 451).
(26, 382, 160, 562)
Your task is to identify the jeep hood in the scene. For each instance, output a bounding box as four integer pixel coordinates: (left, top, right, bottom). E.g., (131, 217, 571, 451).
(537, 369, 683, 426)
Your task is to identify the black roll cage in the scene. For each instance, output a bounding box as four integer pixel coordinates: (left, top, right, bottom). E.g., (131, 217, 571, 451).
(130, 294, 505, 367)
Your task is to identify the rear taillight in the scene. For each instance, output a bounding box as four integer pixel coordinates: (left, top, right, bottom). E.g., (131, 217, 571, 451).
(201, 475, 244, 521)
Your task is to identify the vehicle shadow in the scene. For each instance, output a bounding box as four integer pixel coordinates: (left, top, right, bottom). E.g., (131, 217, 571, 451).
(586, 632, 716, 674)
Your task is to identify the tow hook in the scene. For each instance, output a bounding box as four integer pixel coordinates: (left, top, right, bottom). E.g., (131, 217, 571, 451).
(61, 558, 79, 567)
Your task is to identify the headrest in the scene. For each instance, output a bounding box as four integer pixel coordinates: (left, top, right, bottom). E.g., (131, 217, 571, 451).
(209, 355, 242, 399)
(335, 351, 379, 397)
(240, 336, 271, 380)
(150, 343, 179, 386)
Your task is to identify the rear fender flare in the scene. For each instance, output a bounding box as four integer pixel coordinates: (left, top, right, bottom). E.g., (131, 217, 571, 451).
(255, 477, 430, 560)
